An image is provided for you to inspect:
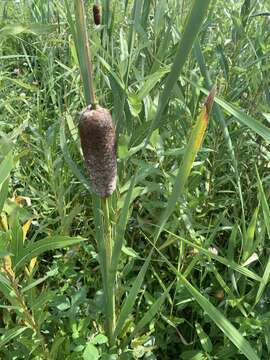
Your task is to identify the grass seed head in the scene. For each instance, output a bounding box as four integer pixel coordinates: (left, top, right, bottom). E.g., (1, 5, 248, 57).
(79, 105, 117, 198)
(93, 4, 101, 25)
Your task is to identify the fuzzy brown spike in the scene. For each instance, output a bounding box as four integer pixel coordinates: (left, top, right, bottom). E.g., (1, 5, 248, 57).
(79, 105, 117, 197)
(93, 4, 101, 25)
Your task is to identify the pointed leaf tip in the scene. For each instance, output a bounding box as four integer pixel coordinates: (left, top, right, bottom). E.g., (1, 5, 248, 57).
(205, 86, 216, 115)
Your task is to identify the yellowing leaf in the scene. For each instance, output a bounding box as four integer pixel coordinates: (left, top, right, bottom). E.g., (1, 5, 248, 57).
(13, 196, 31, 206)
(25, 257, 37, 277)
(29, 257, 37, 274)
(3, 256, 15, 281)
(0, 213, 9, 231)
(22, 219, 32, 241)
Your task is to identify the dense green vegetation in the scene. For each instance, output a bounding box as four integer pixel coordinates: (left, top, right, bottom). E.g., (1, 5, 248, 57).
(1, 0, 270, 359)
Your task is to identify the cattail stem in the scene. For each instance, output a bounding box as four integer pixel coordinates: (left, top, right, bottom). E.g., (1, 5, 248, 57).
(102, 197, 116, 345)
(74, 0, 97, 107)
(102, 198, 112, 265)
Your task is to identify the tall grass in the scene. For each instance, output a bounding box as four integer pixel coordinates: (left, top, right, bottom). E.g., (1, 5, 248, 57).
(0, 0, 270, 359)
(67, 0, 213, 348)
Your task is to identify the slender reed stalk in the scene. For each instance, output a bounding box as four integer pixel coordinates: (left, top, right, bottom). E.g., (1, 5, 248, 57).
(74, 0, 96, 107)
(72, 0, 116, 346)
(101, 197, 115, 343)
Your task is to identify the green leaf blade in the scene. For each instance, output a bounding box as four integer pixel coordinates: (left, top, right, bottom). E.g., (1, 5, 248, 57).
(113, 253, 152, 341)
(180, 275, 260, 360)
(14, 236, 86, 271)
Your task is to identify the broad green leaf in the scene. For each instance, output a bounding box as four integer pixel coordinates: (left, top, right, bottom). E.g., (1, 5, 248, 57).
(91, 334, 108, 345)
(151, 243, 260, 360)
(130, 283, 173, 339)
(0, 152, 13, 186)
(14, 236, 86, 270)
(195, 322, 213, 353)
(83, 342, 99, 360)
(91, 195, 112, 343)
(185, 78, 270, 144)
(265, 325, 270, 354)
(153, 0, 167, 37)
(154, 89, 215, 242)
(128, 94, 142, 117)
(119, 27, 128, 76)
(10, 217, 24, 263)
(125, 0, 144, 82)
(0, 178, 9, 213)
(150, 27, 172, 73)
(180, 276, 260, 360)
(24, 23, 57, 35)
(256, 166, 270, 238)
(161, 229, 261, 282)
(209, 263, 247, 317)
(0, 326, 28, 349)
(137, 68, 169, 100)
(0, 274, 20, 308)
(66, 113, 79, 144)
(64, 0, 78, 52)
(215, 96, 270, 143)
(2, 76, 36, 91)
(30, 289, 55, 312)
(263, 113, 270, 123)
(21, 268, 58, 293)
(243, 207, 259, 262)
(113, 253, 152, 341)
(0, 273, 13, 293)
(49, 335, 65, 359)
(110, 175, 137, 283)
(0, 250, 11, 257)
(255, 256, 270, 306)
(0, 305, 20, 310)
(122, 246, 139, 259)
(0, 23, 56, 38)
(97, 55, 125, 90)
(181, 351, 206, 360)
(60, 117, 91, 192)
(148, 0, 212, 135)
(0, 24, 27, 37)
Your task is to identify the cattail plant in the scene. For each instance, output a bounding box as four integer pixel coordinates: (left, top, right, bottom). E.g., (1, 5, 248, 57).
(66, 0, 117, 347)
(66, 0, 216, 352)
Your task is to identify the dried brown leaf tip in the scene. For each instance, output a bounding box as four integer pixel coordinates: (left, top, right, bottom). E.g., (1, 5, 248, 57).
(93, 4, 101, 25)
(79, 105, 117, 198)
(205, 85, 216, 115)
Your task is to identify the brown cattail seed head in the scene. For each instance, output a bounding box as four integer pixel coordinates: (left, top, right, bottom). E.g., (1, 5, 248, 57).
(93, 4, 101, 25)
(79, 105, 117, 198)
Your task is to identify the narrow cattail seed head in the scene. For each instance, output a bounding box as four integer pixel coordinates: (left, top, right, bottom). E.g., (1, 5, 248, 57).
(79, 105, 117, 198)
(93, 4, 101, 25)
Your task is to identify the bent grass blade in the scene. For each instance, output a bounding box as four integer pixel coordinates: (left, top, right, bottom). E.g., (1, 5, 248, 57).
(154, 88, 216, 243)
